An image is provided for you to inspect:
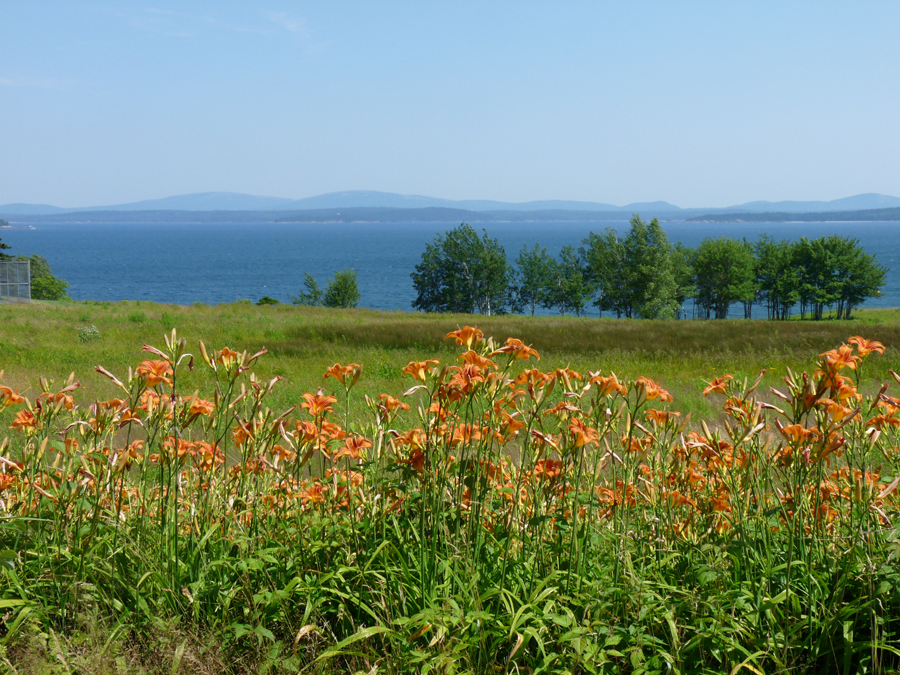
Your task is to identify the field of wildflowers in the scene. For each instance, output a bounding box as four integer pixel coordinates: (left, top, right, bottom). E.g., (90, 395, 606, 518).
(0, 321, 899, 673)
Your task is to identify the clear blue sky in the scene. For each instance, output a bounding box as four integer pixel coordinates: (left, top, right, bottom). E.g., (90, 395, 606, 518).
(1, 2, 898, 208)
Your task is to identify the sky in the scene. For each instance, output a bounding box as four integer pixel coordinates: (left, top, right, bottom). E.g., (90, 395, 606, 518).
(1, 2, 899, 208)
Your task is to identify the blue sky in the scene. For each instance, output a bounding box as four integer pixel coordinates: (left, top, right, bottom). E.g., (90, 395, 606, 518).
(1, 2, 898, 208)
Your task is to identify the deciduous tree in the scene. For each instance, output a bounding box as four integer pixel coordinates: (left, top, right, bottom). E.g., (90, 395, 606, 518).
(411, 223, 511, 315)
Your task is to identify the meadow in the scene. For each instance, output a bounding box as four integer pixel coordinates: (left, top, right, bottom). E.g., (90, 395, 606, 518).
(0, 300, 899, 673)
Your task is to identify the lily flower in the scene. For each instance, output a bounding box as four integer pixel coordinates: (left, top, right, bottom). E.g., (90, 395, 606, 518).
(587, 371, 627, 398)
(490, 338, 540, 361)
(848, 336, 885, 357)
(702, 374, 733, 397)
(402, 359, 440, 382)
(636, 376, 673, 402)
(445, 326, 484, 348)
(136, 360, 173, 387)
(819, 344, 860, 371)
(324, 363, 362, 387)
(300, 392, 338, 417)
(332, 436, 372, 461)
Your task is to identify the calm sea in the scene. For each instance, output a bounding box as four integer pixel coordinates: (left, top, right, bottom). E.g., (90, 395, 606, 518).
(1, 220, 898, 317)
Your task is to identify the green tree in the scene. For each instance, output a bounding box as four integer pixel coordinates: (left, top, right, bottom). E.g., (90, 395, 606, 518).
(0, 237, 11, 261)
(693, 237, 756, 319)
(290, 273, 323, 306)
(512, 243, 553, 315)
(581, 216, 678, 319)
(754, 236, 799, 320)
(793, 236, 885, 320)
(15, 253, 69, 300)
(411, 223, 511, 315)
(671, 242, 696, 316)
(544, 245, 593, 316)
(624, 216, 679, 319)
(831, 238, 886, 319)
(30, 275, 70, 301)
(581, 227, 628, 317)
(324, 268, 361, 308)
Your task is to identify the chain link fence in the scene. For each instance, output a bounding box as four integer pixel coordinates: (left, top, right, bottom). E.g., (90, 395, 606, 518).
(0, 260, 31, 302)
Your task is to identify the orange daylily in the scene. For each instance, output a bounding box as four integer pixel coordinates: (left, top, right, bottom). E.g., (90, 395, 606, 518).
(300, 392, 338, 417)
(445, 326, 484, 348)
(136, 360, 173, 387)
(183, 396, 215, 417)
(458, 350, 497, 370)
(0, 385, 24, 408)
(10, 410, 38, 433)
(645, 409, 681, 425)
(533, 458, 562, 481)
(301, 481, 326, 505)
(777, 422, 821, 444)
(324, 363, 362, 386)
(848, 336, 884, 357)
(37, 391, 75, 411)
(293, 420, 319, 444)
(332, 436, 372, 461)
(392, 427, 427, 451)
(588, 371, 628, 398)
(636, 376, 673, 402)
(490, 338, 540, 361)
(818, 398, 854, 422)
(376, 393, 410, 421)
(217, 347, 240, 367)
(514, 369, 555, 388)
(568, 418, 599, 447)
(702, 374, 733, 397)
(402, 359, 440, 382)
(819, 344, 860, 371)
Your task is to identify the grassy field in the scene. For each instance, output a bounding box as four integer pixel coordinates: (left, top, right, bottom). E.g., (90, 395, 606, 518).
(1, 300, 900, 674)
(4, 299, 900, 422)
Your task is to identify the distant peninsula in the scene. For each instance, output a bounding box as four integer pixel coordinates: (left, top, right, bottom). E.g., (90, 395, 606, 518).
(2, 207, 647, 225)
(687, 207, 900, 223)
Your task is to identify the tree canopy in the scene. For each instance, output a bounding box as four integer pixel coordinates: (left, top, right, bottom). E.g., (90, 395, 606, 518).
(411, 223, 511, 315)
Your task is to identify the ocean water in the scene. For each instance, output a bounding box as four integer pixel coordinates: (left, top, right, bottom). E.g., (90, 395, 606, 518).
(1, 220, 898, 317)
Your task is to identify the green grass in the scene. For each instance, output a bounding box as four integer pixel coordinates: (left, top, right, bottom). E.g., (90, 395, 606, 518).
(3, 299, 900, 423)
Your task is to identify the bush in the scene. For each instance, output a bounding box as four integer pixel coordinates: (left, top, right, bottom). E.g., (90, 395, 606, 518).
(256, 296, 280, 306)
(76, 324, 100, 342)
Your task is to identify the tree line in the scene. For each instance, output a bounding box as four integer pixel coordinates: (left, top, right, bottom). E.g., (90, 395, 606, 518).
(411, 218, 887, 320)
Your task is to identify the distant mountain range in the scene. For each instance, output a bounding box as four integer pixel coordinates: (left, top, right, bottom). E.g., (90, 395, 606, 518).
(3, 190, 900, 217)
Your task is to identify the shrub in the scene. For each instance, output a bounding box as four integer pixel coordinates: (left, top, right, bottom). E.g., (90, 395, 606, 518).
(76, 324, 100, 342)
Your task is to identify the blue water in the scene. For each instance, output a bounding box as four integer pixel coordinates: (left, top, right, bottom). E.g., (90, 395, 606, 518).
(2, 220, 898, 317)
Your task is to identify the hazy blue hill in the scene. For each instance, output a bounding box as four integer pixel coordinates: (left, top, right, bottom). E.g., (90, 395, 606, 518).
(0, 203, 69, 215)
(621, 201, 683, 211)
(85, 192, 299, 211)
(725, 193, 900, 213)
(283, 191, 632, 212)
(3, 191, 899, 217)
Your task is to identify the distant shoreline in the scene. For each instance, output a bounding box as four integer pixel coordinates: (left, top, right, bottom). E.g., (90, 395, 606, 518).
(686, 206, 900, 223)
